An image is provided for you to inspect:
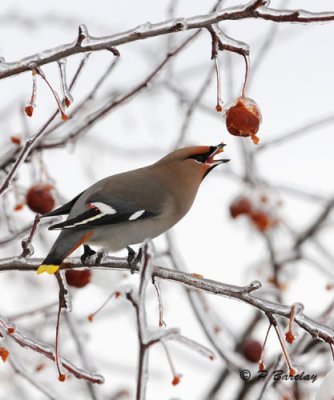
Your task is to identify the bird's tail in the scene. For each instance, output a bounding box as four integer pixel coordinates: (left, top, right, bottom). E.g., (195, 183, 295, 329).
(37, 230, 91, 274)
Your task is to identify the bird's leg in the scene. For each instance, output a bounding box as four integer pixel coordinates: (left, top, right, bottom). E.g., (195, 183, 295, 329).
(127, 246, 143, 274)
(134, 247, 143, 265)
(127, 246, 138, 274)
(127, 246, 136, 273)
(95, 250, 104, 265)
(80, 244, 96, 265)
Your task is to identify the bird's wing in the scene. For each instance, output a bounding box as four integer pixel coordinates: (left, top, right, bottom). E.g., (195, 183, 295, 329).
(48, 198, 159, 230)
(41, 191, 84, 217)
(48, 169, 172, 231)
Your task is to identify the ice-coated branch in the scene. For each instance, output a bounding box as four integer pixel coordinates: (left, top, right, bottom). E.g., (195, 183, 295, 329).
(0, 216, 58, 246)
(164, 333, 215, 361)
(9, 355, 60, 400)
(208, 23, 249, 57)
(173, 63, 215, 149)
(164, 232, 254, 371)
(1, 255, 334, 346)
(125, 242, 217, 399)
(295, 196, 334, 249)
(64, 313, 99, 400)
(0, 316, 104, 384)
(0, 32, 194, 195)
(46, 31, 197, 150)
(58, 59, 73, 107)
(125, 242, 152, 400)
(256, 113, 334, 152)
(1, 1, 334, 80)
(0, 55, 91, 196)
(20, 214, 40, 257)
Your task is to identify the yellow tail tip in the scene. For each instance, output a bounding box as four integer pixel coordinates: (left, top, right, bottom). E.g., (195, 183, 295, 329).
(37, 264, 60, 275)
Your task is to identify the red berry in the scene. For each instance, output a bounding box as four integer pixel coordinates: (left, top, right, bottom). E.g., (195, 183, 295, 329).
(229, 197, 253, 219)
(172, 375, 181, 386)
(250, 210, 271, 232)
(258, 360, 266, 371)
(242, 339, 262, 363)
(26, 183, 55, 214)
(64, 97, 71, 108)
(10, 136, 21, 145)
(285, 331, 295, 344)
(0, 347, 9, 363)
(14, 203, 24, 212)
(65, 270, 91, 288)
(58, 374, 66, 382)
(226, 97, 261, 144)
(35, 363, 46, 372)
(61, 112, 69, 121)
(24, 105, 34, 117)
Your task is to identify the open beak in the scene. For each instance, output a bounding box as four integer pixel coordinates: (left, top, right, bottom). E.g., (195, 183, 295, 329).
(206, 143, 230, 165)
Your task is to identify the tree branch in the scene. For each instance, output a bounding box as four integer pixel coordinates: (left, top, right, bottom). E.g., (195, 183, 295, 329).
(0, 316, 104, 384)
(1, 1, 334, 80)
(1, 255, 334, 346)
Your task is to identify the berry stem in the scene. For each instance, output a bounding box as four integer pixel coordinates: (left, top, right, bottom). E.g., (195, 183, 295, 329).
(269, 314, 296, 375)
(241, 53, 250, 98)
(58, 59, 73, 107)
(24, 70, 37, 117)
(55, 302, 64, 378)
(88, 290, 121, 321)
(214, 56, 223, 112)
(258, 321, 272, 370)
(161, 341, 181, 385)
(32, 64, 69, 120)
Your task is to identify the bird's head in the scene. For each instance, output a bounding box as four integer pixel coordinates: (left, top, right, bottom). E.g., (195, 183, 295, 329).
(155, 143, 229, 181)
(150, 143, 229, 216)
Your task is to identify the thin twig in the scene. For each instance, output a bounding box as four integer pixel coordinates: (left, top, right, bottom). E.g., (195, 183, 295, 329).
(20, 214, 41, 257)
(64, 313, 99, 400)
(1, 1, 334, 79)
(295, 196, 334, 249)
(1, 255, 334, 345)
(173, 63, 215, 149)
(9, 355, 60, 400)
(0, 54, 92, 195)
(0, 316, 104, 384)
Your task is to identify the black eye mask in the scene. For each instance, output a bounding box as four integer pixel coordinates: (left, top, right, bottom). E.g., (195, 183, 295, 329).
(188, 146, 216, 163)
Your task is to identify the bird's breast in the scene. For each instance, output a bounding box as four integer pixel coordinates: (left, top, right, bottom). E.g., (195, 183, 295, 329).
(87, 217, 172, 252)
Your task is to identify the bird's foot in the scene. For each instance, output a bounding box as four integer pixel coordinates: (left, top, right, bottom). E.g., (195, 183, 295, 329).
(81, 244, 97, 265)
(134, 247, 143, 264)
(36, 264, 60, 274)
(95, 250, 104, 265)
(127, 246, 142, 274)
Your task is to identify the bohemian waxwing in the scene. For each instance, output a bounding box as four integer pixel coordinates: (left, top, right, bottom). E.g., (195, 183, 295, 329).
(37, 144, 229, 274)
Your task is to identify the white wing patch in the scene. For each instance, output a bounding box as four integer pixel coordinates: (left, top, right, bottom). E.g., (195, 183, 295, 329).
(129, 210, 146, 221)
(52, 203, 147, 230)
(59, 202, 117, 229)
(64, 214, 105, 228)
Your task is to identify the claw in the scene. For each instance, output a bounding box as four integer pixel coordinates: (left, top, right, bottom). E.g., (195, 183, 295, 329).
(81, 244, 96, 265)
(127, 246, 136, 274)
(37, 264, 59, 274)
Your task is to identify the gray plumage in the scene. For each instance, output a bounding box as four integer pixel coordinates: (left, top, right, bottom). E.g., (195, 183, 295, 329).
(40, 144, 228, 271)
